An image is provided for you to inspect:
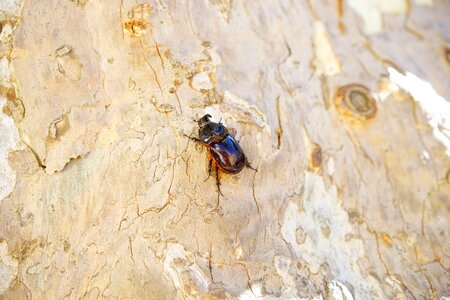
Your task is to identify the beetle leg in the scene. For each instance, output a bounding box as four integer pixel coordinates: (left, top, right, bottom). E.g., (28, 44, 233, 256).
(246, 160, 257, 171)
(204, 159, 213, 182)
(184, 134, 201, 143)
(215, 165, 224, 197)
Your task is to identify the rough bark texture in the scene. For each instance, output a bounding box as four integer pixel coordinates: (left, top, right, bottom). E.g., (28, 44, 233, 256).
(0, 0, 449, 299)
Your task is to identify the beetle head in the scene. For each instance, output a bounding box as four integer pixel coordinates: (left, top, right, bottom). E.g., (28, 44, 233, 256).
(197, 114, 212, 127)
(197, 114, 228, 144)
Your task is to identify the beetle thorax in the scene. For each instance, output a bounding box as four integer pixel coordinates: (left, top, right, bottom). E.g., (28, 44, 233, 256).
(199, 122, 228, 144)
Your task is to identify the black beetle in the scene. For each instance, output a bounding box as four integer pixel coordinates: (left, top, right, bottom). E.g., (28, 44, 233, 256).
(187, 114, 256, 196)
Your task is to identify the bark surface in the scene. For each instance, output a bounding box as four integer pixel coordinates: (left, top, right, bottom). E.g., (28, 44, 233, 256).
(0, 0, 449, 299)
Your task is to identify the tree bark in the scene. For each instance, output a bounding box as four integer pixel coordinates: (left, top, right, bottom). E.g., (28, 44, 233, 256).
(0, 0, 449, 299)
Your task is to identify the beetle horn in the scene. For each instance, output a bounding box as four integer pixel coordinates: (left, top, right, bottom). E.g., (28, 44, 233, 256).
(197, 114, 212, 127)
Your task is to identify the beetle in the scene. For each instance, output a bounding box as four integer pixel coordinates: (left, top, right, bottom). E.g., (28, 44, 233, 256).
(186, 114, 256, 196)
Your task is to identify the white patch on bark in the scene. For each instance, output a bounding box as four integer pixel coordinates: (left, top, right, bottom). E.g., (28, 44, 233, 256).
(0, 23, 14, 43)
(273, 255, 298, 298)
(313, 21, 341, 76)
(388, 67, 450, 156)
(222, 91, 268, 129)
(346, 0, 408, 33)
(0, 57, 21, 202)
(0, 0, 23, 16)
(281, 172, 384, 299)
(238, 284, 264, 300)
(328, 280, 354, 300)
(0, 104, 19, 201)
(163, 244, 209, 299)
(191, 72, 214, 91)
(205, 48, 222, 66)
(0, 241, 18, 294)
(327, 156, 335, 176)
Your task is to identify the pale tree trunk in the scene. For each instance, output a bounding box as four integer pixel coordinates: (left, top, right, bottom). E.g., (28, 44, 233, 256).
(0, 0, 449, 299)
